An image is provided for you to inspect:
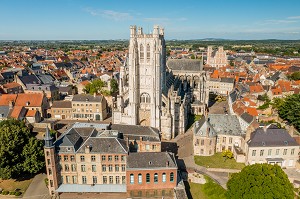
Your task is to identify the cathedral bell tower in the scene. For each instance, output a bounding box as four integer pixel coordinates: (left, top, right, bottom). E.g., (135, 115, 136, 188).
(127, 25, 166, 130)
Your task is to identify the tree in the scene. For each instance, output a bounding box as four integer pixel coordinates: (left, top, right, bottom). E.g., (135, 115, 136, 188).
(277, 94, 300, 131)
(288, 71, 300, 80)
(226, 164, 294, 199)
(84, 79, 105, 94)
(222, 150, 233, 161)
(0, 120, 45, 179)
(110, 78, 118, 93)
(191, 54, 195, 59)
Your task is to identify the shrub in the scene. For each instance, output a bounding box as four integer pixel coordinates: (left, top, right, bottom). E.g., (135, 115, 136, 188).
(2, 190, 9, 195)
(14, 191, 22, 196)
(44, 178, 49, 187)
(9, 191, 15, 195)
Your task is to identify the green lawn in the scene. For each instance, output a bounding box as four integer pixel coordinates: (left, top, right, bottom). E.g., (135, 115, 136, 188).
(187, 176, 226, 199)
(194, 153, 245, 170)
(0, 177, 33, 192)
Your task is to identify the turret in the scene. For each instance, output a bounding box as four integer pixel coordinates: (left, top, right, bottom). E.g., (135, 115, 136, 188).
(130, 25, 136, 38)
(153, 25, 159, 37)
(44, 126, 53, 148)
(138, 27, 143, 35)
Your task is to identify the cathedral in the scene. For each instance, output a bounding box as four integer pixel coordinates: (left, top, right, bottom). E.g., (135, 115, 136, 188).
(113, 25, 209, 140)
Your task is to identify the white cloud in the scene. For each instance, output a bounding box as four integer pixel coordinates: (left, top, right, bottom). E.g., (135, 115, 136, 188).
(143, 17, 170, 22)
(85, 8, 133, 21)
(287, 16, 300, 19)
(262, 19, 298, 24)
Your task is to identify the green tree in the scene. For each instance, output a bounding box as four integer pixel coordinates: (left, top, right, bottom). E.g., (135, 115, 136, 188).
(0, 120, 45, 179)
(221, 150, 233, 161)
(110, 78, 118, 93)
(84, 79, 105, 94)
(191, 54, 195, 59)
(226, 164, 294, 199)
(277, 94, 300, 131)
(288, 71, 300, 80)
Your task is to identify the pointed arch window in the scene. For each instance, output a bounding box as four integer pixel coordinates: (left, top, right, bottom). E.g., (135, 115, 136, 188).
(140, 93, 150, 103)
(146, 44, 150, 61)
(140, 44, 144, 60)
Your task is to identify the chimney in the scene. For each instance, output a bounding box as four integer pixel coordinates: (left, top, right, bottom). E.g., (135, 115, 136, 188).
(93, 92, 96, 98)
(8, 100, 14, 109)
(140, 136, 143, 142)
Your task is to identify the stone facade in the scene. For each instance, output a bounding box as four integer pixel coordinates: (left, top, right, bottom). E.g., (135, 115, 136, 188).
(113, 26, 208, 140)
(206, 46, 227, 68)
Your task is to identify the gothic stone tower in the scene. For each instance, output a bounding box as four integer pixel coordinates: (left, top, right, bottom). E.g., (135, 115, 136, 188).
(125, 25, 166, 129)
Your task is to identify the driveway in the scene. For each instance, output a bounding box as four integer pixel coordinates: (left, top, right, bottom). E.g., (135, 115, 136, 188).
(23, 174, 51, 199)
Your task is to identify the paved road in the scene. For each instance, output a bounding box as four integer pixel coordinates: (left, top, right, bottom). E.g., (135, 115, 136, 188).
(170, 126, 230, 189)
(23, 174, 51, 199)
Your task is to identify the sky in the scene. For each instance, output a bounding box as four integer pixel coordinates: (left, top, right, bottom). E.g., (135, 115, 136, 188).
(1, 0, 300, 40)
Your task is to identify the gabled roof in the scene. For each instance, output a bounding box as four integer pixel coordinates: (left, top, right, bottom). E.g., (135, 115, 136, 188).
(167, 59, 203, 71)
(15, 93, 44, 107)
(248, 127, 298, 147)
(72, 94, 103, 103)
(52, 101, 72, 108)
(127, 152, 177, 169)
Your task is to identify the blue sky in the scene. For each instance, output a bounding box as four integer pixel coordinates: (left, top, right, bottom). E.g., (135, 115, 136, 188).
(1, 0, 300, 40)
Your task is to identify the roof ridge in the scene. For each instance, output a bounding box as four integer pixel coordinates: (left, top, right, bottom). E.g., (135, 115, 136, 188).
(115, 137, 127, 153)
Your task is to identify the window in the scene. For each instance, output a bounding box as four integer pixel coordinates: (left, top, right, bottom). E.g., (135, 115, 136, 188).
(222, 137, 226, 144)
(217, 137, 220, 143)
(154, 173, 158, 183)
(50, 180, 53, 187)
(200, 149, 204, 154)
(121, 164, 126, 172)
(121, 156, 125, 162)
(146, 173, 150, 183)
(109, 176, 113, 184)
(72, 176, 77, 184)
(170, 172, 174, 182)
(116, 176, 120, 184)
(66, 176, 70, 184)
(102, 155, 106, 161)
(70, 155, 75, 162)
(46, 151, 50, 156)
(122, 176, 126, 184)
(140, 44, 144, 60)
(82, 176, 87, 184)
(260, 150, 264, 156)
(93, 176, 97, 184)
(80, 156, 85, 162)
(47, 159, 51, 165)
(283, 149, 287, 155)
(48, 168, 52, 175)
(276, 149, 280, 155)
(65, 164, 69, 172)
(71, 164, 76, 172)
(291, 148, 295, 155)
(146, 44, 150, 60)
(140, 93, 150, 103)
(130, 174, 134, 184)
(108, 155, 112, 161)
(252, 150, 256, 156)
(146, 144, 150, 151)
(115, 155, 119, 161)
(138, 173, 142, 184)
(162, 173, 166, 182)
(64, 155, 68, 162)
(103, 176, 107, 184)
(109, 164, 113, 172)
(92, 165, 96, 172)
(152, 145, 157, 150)
(200, 139, 204, 146)
(81, 165, 86, 172)
(268, 149, 272, 156)
(91, 155, 96, 162)
(209, 140, 212, 145)
(102, 165, 106, 172)
(115, 165, 119, 172)
(229, 137, 233, 144)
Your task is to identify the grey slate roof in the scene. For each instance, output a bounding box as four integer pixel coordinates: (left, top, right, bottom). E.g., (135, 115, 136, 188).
(229, 90, 238, 103)
(77, 137, 128, 154)
(221, 77, 235, 83)
(167, 59, 203, 71)
(240, 112, 254, 124)
(111, 124, 160, 141)
(0, 105, 10, 118)
(127, 152, 177, 169)
(195, 114, 244, 136)
(37, 74, 55, 84)
(248, 127, 299, 147)
(18, 74, 40, 85)
(72, 94, 103, 102)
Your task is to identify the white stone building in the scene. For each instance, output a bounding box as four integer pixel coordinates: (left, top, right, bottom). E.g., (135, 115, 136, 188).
(206, 46, 227, 68)
(113, 25, 208, 140)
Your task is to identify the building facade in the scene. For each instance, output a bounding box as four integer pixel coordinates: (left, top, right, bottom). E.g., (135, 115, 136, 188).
(206, 46, 227, 68)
